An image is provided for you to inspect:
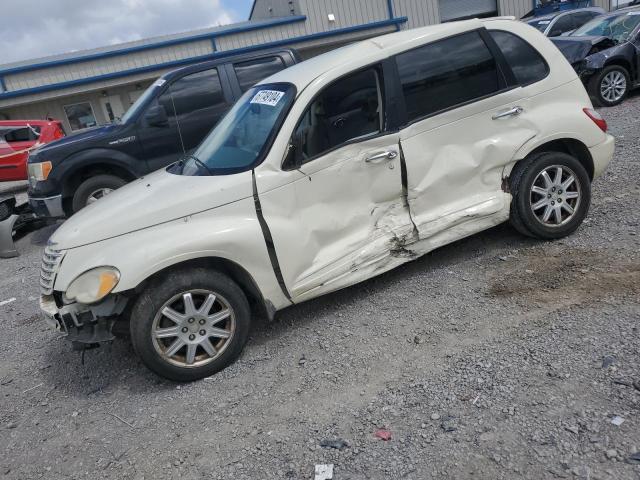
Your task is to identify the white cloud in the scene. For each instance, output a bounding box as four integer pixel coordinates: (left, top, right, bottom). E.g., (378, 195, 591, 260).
(0, 0, 243, 65)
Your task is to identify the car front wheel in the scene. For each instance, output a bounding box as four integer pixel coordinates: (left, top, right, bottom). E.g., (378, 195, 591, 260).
(588, 65, 630, 107)
(509, 151, 591, 240)
(130, 268, 251, 382)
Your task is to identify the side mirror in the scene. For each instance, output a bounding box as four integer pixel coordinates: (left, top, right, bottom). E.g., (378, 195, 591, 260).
(283, 131, 305, 170)
(145, 104, 169, 127)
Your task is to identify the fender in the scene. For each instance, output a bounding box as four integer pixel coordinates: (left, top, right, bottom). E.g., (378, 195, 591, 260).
(502, 132, 592, 180)
(52, 196, 291, 312)
(57, 148, 143, 196)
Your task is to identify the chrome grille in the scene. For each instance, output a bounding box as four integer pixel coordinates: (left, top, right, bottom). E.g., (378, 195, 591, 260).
(40, 246, 65, 295)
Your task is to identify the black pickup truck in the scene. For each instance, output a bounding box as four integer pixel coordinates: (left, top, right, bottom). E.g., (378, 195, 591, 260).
(27, 49, 300, 218)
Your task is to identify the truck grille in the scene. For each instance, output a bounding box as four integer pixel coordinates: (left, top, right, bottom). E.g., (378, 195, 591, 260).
(40, 246, 65, 295)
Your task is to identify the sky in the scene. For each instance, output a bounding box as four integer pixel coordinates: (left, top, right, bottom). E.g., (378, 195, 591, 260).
(0, 0, 254, 65)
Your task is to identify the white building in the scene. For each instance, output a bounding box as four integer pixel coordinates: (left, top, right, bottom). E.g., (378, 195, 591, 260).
(0, 0, 610, 132)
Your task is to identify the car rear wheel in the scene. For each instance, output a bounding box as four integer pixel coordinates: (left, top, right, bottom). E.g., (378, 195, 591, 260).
(509, 151, 591, 240)
(72, 174, 127, 213)
(589, 65, 630, 107)
(130, 268, 251, 382)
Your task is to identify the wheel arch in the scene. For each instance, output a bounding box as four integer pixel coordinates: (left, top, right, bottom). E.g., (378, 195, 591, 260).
(505, 137, 595, 187)
(133, 256, 276, 322)
(604, 57, 635, 79)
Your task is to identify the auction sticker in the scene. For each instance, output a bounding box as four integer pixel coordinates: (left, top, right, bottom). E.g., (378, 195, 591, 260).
(251, 90, 285, 107)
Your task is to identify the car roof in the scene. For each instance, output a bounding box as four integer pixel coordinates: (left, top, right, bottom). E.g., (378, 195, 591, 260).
(597, 5, 640, 17)
(527, 7, 604, 22)
(261, 19, 486, 91)
(0, 120, 59, 126)
(159, 48, 299, 81)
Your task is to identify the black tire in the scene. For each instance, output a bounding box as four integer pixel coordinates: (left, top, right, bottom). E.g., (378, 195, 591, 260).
(71, 174, 127, 213)
(509, 151, 591, 240)
(588, 65, 630, 107)
(130, 268, 251, 382)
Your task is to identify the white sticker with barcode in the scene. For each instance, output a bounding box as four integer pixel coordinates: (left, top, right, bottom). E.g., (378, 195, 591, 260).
(250, 90, 285, 107)
(538, 20, 551, 24)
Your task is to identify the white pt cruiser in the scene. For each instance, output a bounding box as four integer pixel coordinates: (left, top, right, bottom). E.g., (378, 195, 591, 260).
(39, 18, 614, 381)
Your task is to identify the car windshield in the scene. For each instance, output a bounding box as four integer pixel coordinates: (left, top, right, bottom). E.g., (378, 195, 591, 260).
(119, 79, 166, 124)
(527, 18, 552, 32)
(572, 12, 640, 42)
(177, 83, 295, 176)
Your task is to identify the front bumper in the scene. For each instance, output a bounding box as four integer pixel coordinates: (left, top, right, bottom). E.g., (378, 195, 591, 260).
(40, 294, 128, 344)
(589, 134, 615, 180)
(29, 195, 65, 218)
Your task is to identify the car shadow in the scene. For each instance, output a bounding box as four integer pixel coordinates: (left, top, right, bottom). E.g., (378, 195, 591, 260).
(41, 221, 538, 394)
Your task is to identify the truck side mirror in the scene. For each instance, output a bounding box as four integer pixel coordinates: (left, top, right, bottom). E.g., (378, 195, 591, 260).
(145, 104, 169, 127)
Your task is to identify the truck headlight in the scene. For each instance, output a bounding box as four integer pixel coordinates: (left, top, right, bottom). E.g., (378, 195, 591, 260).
(28, 161, 53, 185)
(65, 267, 120, 304)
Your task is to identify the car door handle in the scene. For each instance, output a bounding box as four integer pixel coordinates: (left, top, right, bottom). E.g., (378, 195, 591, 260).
(492, 106, 524, 120)
(365, 150, 398, 164)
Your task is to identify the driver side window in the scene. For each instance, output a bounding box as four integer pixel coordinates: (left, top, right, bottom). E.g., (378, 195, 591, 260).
(293, 67, 383, 163)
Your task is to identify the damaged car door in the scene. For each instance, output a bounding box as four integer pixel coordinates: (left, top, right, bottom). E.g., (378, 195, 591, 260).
(396, 30, 540, 248)
(257, 66, 413, 301)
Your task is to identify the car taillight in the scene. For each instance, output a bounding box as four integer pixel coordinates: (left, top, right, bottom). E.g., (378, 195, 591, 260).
(583, 108, 607, 133)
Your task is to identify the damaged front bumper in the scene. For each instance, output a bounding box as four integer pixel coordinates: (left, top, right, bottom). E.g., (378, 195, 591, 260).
(40, 294, 128, 345)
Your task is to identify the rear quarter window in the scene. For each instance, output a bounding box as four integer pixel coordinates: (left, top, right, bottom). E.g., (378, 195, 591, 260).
(395, 30, 502, 122)
(234, 56, 287, 92)
(489, 30, 549, 86)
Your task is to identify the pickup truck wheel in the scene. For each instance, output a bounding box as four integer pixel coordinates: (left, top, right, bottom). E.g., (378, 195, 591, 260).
(588, 65, 629, 107)
(72, 174, 127, 213)
(509, 152, 590, 240)
(130, 268, 250, 382)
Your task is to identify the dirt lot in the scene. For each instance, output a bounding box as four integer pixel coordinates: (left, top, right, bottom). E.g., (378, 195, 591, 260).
(1, 94, 639, 480)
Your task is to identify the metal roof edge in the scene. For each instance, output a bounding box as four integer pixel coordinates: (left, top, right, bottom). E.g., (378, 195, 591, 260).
(0, 16, 408, 102)
(0, 15, 307, 77)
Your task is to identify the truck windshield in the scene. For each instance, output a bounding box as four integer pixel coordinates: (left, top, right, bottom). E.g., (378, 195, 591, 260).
(527, 19, 551, 32)
(120, 79, 165, 124)
(573, 13, 640, 43)
(177, 83, 295, 176)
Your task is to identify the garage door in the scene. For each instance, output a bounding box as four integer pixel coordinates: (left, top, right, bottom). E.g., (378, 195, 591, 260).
(439, 0, 498, 22)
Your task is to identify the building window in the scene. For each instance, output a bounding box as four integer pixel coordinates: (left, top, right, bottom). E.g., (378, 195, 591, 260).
(63, 102, 97, 131)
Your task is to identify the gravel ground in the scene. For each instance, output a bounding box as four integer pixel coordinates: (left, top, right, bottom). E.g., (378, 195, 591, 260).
(1, 94, 639, 480)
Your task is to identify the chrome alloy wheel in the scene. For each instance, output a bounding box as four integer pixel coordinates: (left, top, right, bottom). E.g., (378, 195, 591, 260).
(86, 187, 114, 205)
(151, 290, 235, 368)
(530, 165, 581, 227)
(601, 70, 627, 103)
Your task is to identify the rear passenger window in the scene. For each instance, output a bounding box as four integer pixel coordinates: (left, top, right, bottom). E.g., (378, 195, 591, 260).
(489, 30, 549, 86)
(234, 56, 286, 92)
(396, 31, 501, 122)
(1, 126, 39, 142)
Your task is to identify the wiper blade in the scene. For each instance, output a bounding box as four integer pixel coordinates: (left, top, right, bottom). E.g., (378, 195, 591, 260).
(183, 154, 213, 176)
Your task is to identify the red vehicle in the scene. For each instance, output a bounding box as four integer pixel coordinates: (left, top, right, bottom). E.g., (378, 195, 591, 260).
(0, 120, 65, 182)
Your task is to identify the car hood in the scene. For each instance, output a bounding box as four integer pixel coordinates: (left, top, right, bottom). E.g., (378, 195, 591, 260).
(551, 35, 619, 64)
(30, 124, 120, 160)
(49, 167, 254, 250)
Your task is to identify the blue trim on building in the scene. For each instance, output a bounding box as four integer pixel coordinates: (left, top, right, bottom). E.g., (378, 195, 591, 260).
(0, 16, 307, 77)
(0, 16, 408, 101)
(387, 0, 400, 31)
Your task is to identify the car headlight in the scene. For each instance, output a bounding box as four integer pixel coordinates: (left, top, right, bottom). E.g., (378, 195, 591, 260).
(65, 267, 120, 304)
(28, 161, 53, 185)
